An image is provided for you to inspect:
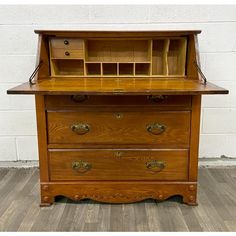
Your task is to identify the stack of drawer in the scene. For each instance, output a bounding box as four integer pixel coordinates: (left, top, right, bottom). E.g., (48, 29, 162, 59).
(45, 95, 191, 183)
(50, 38, 84, 59)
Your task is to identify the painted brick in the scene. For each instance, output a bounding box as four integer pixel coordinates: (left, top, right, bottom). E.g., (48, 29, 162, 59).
(200, 53, 236, 81)
(0, 26, 37, 55)
(149, 5, 236, 23)
(0, 5, 90, 25)
(200, 134, 236, 157)
(202, 108, 236, 134)
(202, 81, 236, 108)
(197, 23, 236, 53)
(0, 111, 37, 136)
(0, 55, 36, 82)
(0, 137, 17, 161)
(89, 5, 149, 23)
(0, 83, 35, 110)
(16, 136, 38, 161)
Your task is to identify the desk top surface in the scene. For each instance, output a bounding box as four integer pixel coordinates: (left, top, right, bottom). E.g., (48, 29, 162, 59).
(7, 78, 228, 95)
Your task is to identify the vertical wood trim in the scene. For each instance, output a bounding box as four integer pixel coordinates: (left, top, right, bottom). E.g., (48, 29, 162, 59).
(149, 39, 153, 76)
(189, 95, 201, 181)
(180, 38, 187, 76)
(186, 34, 198, 79)
(100, 62, 103, 76)
(164, 39, 170, 75)
(35, 95, 49, 181)
(38, 35, 50, 78)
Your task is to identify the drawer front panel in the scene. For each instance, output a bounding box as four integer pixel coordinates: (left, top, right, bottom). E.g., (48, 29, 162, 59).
(45, 95, 191, 109)
(51, 48, 84, 59)
(49, 149, 188, 181)
(50, 38, 84, 49)
(47, 111, 190, 147)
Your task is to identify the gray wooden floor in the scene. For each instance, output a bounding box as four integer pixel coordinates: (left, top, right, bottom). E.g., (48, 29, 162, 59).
(0, 167, 236, 232)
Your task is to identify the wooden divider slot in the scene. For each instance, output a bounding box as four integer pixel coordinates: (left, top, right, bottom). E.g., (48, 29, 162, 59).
(168, 38, 187, 76)
(49, 37, 187, 77)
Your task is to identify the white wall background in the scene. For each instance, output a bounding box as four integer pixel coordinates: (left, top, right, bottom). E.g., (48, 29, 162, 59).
(0, 5, 236, 161)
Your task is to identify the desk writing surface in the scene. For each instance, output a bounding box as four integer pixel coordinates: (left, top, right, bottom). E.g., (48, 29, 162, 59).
(7, 78, 228, 95)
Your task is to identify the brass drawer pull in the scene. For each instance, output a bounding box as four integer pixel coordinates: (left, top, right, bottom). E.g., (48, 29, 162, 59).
(146, 123, 166, 135)
(71, 95, 88, 103)
(65, 51, 70, 56)
(72, 160, 92, 173)
(147, 95, 166, 103)
(71, 123, 90, 135)
(146, 160, 165, 172)
(64, 40, 69, 45)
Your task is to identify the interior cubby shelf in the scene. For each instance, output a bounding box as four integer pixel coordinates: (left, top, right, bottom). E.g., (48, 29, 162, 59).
(50, 38, 187, 77)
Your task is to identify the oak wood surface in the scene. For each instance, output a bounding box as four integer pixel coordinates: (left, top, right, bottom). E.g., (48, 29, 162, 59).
(49, 149, 188, 181)
(47, 110, 190, 147)
(34, 30, 202, 36)
(50, 38, 84, 49)
(7, 78, 228, 95)
(35, 96, 49, 182)
(189, 95, 201, 181)
(45, 95, 191, 109)
(51, 49, 84, 59)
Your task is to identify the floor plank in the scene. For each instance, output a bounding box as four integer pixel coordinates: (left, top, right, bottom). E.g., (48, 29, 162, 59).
(0, 167, 235, 232)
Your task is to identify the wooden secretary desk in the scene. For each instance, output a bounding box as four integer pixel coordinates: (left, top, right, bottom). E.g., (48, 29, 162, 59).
(7, 30, 228, 206)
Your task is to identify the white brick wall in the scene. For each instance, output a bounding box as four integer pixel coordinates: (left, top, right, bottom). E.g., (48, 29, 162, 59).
(0, 5, 235, 161)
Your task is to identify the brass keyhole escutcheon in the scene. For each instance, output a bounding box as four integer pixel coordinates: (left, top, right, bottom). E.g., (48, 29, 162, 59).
(114, 151, 123, 159)
(114, 113, 123, 119)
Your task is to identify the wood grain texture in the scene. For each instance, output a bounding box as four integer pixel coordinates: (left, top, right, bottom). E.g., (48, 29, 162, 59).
(37, 35, 50, 79)
(45, 95, 192, 109)
(35, 96, 49, 182)
(7, 78, 228, 95)
(50, 38, 84, 49)
(47, 110, 190, 147)
(34, 30, 202, 36)
(189, 95, 201, 181)
(0, 168, 235, 232)
(51, 48, 84, 59)
(40, 180, 197, 205)
(49, 149, 189, 181)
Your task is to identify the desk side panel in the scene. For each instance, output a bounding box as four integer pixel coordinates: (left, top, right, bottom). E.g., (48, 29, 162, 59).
(35, 95, 49, 182)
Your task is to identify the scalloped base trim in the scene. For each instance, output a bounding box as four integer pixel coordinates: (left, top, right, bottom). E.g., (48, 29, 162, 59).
(40, 181, 198, 206)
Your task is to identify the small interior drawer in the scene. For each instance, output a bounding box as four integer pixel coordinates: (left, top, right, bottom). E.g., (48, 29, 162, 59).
(50, 38, 84, 49)
(51, 48, 84, 59)
(49, 149, 189, 181)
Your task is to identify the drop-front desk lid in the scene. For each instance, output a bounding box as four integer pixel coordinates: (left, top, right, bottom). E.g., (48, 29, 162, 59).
(7, 77, 228, 95)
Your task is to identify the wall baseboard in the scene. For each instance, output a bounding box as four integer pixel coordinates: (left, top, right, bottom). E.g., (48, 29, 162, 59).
(199, 156, 236, 168)
(0, 161, 39, 168)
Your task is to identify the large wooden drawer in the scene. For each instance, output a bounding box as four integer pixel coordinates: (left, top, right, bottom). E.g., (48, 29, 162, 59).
(49, 149, 189, 181)
(47, 111, 190, 147)
(45, 95, 191, 109)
